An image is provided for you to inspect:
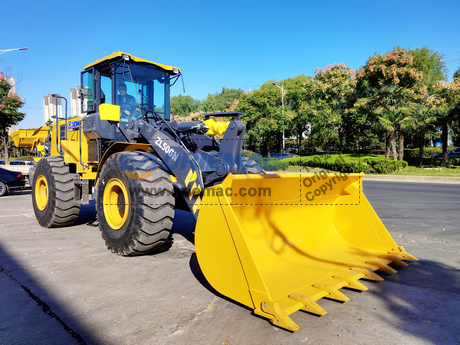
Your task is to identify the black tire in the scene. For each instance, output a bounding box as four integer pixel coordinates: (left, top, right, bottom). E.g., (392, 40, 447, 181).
(242, 155, 265, 174)
(96, 151, 175, 256)
(0, 181, 8, 197)
(32, 156, 81, 227)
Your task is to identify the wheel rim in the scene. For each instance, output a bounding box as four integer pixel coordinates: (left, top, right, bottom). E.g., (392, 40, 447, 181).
(103, 178, 129, 230)
(35, 175, 49, 210)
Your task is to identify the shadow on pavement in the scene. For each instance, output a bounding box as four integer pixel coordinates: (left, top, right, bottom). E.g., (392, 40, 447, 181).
(0, 242, 104, 345)
(187, 241, 460, 342)
(188, 252, 256, 313)
(371, 259, 460, 344)
(170, 209, 196, 244)
(7, 186, 32, 196)
(75, 200, 97, 226)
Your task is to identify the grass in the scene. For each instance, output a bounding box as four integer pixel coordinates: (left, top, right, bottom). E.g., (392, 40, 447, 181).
(388, 165, 460, 177)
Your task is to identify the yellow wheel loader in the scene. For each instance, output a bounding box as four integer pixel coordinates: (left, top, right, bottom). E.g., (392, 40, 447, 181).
(27, 52, 418, 331)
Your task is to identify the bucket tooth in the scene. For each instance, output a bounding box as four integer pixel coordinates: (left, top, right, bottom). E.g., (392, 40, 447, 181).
(350, 267, 384, 281)
(333, 274, 368, 291)
(393, 246, 419, 261)
(379, 255, 409, 267)
(312, 284, 350, 302)
(366, 260, 397, 274)
(288, 294, 327, 316)
(260, 300, 300, 332)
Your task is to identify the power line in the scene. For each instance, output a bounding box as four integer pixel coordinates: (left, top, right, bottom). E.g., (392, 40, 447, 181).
(443, 59, 460, 64)
(442, 51, 460, 57)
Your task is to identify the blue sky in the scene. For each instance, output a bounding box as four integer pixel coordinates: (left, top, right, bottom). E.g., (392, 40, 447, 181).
(2, 0, 459, 128)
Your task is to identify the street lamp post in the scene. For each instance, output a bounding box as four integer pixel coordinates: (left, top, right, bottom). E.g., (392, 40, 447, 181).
(272, 82, 286, 153)
(0, 47, 28, 55)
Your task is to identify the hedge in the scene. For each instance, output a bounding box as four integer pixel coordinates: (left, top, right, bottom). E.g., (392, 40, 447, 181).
(404, 146, 454, 158)
(244, 148, 458, 173)
(242, 151, 290, 171)
(285, 154, 408, 174)
(404, 156, 460, 166)
(263, 158, 290, 171)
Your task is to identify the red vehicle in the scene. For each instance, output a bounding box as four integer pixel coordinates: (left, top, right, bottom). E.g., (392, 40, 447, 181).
(369, 150, 398, 157)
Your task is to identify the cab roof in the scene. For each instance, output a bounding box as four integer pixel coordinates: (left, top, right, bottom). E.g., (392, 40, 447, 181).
(84, 52, 181, 73)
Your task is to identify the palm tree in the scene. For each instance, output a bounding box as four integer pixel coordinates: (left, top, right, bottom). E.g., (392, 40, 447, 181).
(411, 105, 438, 166)
(375, 107, 412, 160)
(373, 84, 412, 160)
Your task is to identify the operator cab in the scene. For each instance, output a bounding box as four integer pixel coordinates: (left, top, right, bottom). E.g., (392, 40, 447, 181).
(80, 52, 181, 140)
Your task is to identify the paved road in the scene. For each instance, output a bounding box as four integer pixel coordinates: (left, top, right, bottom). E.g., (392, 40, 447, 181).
(0, 181, 459, 345)
(364, 180, 460, 241)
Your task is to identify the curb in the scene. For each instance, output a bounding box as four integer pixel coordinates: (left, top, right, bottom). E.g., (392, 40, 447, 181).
(363, 175, 460, 183)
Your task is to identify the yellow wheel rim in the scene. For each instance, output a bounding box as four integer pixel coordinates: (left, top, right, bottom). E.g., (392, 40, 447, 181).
(103, 178, 129, 230)
(35, 175, 49, 211)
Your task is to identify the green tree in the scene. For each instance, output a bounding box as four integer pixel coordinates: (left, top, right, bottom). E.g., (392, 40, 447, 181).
(285, 76, 315, 152)
(202, 88, 245, 113)
(170, 94, 201, 117)
(453, 67, 460, 79)
(236, 88, 284, 154)
(355, 48, 426, 159)
(262, 75, 311, 152)
(373, 85, 413, 160)
(0, 72, 25, 164)
(431, 78, 460, 165)
(313, 63, 358, 152)
(410, 104, 438, 166)
(409, 47, 447, 91)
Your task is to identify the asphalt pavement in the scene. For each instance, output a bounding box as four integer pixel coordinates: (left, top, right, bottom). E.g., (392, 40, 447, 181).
(0, 180, 459, 345)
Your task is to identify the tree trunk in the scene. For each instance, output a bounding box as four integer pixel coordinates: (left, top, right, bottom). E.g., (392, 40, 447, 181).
(297, 131, 303, 155)
(2, 131, 9, 165)
(398, 131, 404, 161)
(441, 123, 449, 166)
(338, 129, 344, 153)
(418, 133, 425, 167)
(385, 132, 391, 159)
(389, 131, 397, 161)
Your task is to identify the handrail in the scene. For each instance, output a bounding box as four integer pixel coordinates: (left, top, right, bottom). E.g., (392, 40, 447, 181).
(51, 94, 68, 155)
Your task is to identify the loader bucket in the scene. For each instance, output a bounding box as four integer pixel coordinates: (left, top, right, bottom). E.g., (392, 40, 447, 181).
(195, 172, 418, 331)
(11, 127, 49, 152)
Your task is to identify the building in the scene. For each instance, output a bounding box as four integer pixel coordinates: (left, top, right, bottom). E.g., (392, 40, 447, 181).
(43, 88, 82, 124)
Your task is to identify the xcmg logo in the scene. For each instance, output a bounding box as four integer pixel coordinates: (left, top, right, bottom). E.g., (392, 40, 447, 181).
(68, 120, 81, 131)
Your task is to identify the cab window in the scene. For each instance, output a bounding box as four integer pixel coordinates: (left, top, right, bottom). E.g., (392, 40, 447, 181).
(81, 70, 94, 112)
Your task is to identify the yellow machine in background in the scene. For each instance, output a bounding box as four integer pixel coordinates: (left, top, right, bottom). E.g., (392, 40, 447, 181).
(11, 127, 50, 160)
(13, 52, 418, 331)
